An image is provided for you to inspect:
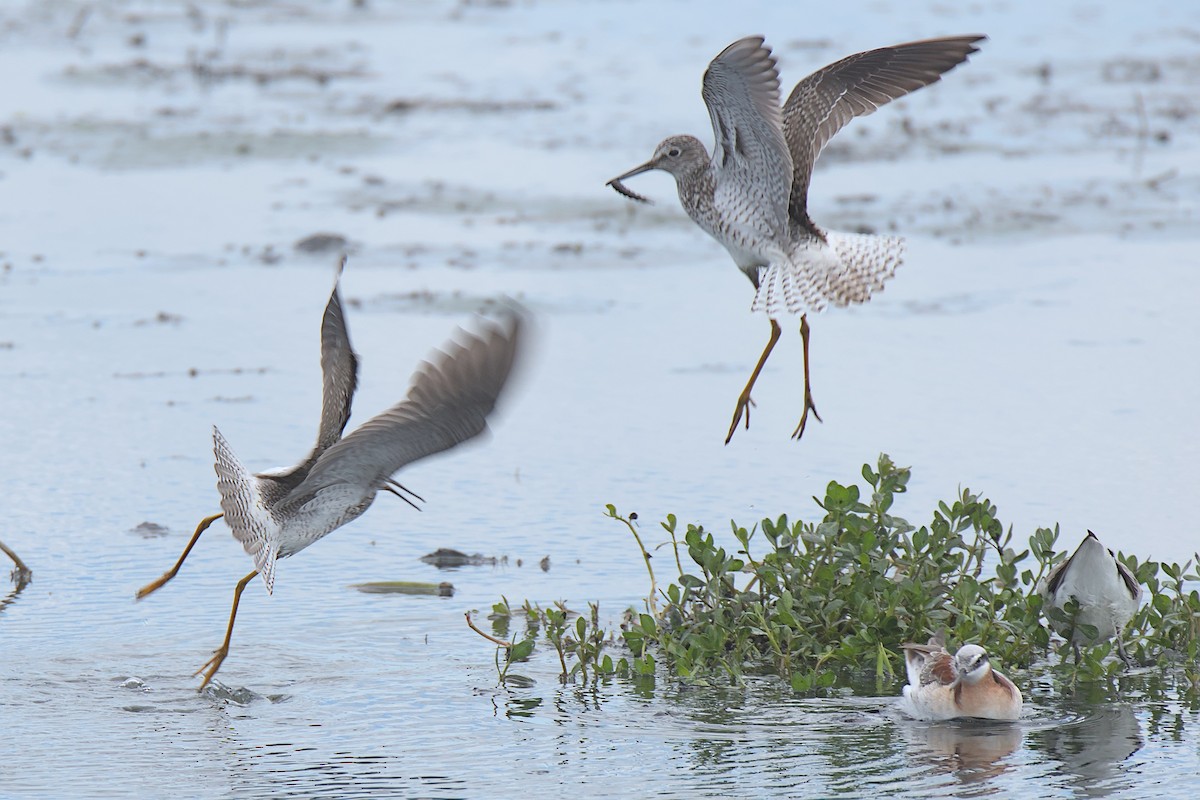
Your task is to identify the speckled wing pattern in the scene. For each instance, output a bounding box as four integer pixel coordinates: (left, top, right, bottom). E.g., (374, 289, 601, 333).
(277, 309, 523, 525)
(702, 36, 794, 248)
(214, 426, 281, 594)
(781, 35, 986, 223)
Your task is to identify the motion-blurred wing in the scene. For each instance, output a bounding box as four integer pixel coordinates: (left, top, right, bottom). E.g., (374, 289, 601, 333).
(312, 258, 359, 455)
(281, 308, 523, 507)
(782, 35, 985, 223)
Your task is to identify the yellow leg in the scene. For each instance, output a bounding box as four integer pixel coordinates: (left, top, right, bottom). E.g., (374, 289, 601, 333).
(726, 319, 782, 444)
(791, 314, 823, 440)
(136, 513, 224, 600)
(195, 569, 258, 691)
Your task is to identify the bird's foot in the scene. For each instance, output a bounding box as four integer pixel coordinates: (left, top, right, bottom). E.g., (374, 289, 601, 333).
(194, 647, 229, 692)
(1116, 637, 1136, 669)
(790, 391, 822, 441)
(135, 573, 171, 601)
(725, 395, 756, 445)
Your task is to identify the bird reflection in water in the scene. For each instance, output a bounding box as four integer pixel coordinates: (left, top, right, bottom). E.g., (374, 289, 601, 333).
(900, 718, 1023, 784)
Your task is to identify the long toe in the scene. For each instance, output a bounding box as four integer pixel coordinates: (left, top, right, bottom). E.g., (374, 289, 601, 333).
(791, 393, 822, 440)
(136, 574, 170, 600)
(194, 649, 228, 691)
(725, 396, 756, 444)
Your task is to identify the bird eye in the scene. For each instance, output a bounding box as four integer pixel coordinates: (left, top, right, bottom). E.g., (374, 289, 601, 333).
(667, 147, 682, 158)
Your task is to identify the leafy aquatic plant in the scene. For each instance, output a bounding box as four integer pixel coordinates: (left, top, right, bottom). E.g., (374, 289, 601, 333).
(473, 455, 1200, 692)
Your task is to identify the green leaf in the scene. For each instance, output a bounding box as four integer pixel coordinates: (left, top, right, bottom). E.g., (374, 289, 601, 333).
(508, 639, 535, 662)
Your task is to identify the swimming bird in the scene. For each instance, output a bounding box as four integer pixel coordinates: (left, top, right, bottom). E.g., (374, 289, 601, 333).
(900, 635, 1022, 721)
(1037, 531, 1142, 665)
(137, 261, 523, 689)
(607, 35, 985, 443)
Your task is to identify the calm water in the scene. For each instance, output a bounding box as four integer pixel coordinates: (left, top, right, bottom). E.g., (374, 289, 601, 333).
(2, 0, 1199, 797)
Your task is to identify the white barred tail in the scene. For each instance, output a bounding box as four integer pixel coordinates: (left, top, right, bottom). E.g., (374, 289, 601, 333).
(213, 426, 280, 594)
(750, 231, 904, 316)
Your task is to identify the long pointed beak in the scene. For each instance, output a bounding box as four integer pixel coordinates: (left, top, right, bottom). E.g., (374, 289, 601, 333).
(607, 160, 657, 185)
(606, 159, 657, 204)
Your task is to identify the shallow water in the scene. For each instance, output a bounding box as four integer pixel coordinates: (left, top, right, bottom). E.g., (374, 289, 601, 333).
(2, 0, 1200, 797)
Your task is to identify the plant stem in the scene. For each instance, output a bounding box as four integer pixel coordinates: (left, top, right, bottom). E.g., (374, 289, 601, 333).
(616, 513, 657, 615)
(465, 611, 513, 648)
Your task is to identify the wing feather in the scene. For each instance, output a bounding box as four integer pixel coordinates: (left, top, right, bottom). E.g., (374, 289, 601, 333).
(312, 261, 359, 455)
(782, 35, 986, 222)
(280, 309, 523, 507)
(261, 258, 360, 486)
(702, 36, 793, 241)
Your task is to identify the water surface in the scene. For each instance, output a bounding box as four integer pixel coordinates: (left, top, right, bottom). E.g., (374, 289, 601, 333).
(2, 0, 1199, 797)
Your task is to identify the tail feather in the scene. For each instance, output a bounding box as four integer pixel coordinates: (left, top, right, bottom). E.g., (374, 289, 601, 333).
(827, 231, 904, 306)
(213, 426, 280, 594)
(750, 232, 904, 316)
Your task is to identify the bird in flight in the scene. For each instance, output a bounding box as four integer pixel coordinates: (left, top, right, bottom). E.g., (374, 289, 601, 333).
(137, 259, 523, 689)
(608, 35, 985, 442)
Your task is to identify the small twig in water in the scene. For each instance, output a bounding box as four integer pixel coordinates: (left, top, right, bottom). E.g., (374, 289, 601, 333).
(0, 539, 30, 581)
(465, 611, 513, 648)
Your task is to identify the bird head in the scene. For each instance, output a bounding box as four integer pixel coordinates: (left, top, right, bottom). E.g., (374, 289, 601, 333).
(954, 644, 993, 685)
(606, 135, 709, 201)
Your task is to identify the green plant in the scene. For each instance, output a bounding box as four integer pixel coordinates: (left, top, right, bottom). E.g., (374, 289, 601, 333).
(479, 455, 1200, 696)
(472, 599, 628, 685)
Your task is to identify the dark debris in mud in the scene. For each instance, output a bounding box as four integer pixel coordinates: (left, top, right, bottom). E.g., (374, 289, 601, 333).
(420, 548, 502, 569)
(134, 311, 183, 326)
(382, 97, 557, 115)
(67, 57, 368, 87)
(114, 366, 271, 380)
(294, 233, 351, 255)
(130, 521, 170, 538)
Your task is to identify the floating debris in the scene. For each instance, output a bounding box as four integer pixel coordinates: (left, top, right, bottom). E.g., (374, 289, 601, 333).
(420, 548, 498, 568)
(350, 581, 454, 597)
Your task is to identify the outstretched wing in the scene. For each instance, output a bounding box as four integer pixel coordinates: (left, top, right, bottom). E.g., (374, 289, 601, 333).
(702, 36, 793, 242)
(279, 307, 523, 510)
(260, 258, 360, 488)
(303, 256, 360, 467)
(782, 35, 986, 222)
